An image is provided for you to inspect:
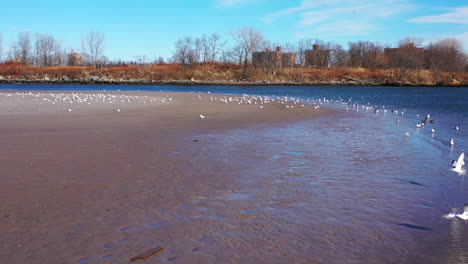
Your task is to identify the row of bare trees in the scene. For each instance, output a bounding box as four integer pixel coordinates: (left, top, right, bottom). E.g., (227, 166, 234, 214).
(1, 27, 466, 72)
(3, 31, 105, 67)
(172, 33, 224, 66)
(172, 27, 466, 72)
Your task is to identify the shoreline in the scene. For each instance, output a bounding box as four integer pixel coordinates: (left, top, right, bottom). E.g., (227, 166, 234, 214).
(0, 78, 466, 87)
(0, 91, 330, 263)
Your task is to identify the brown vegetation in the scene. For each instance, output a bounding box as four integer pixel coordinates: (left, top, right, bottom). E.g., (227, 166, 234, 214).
(0, 62, 466, 86)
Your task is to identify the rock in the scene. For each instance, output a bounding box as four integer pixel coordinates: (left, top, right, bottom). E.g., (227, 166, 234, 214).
(90, 76, 100, 82)
(0, 75, 4, 80)
(44, 76, 50, 81)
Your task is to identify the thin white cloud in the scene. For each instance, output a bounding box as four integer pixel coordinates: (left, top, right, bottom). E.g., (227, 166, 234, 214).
(261, 0, 412, 38)
(410, 6, 468, 24)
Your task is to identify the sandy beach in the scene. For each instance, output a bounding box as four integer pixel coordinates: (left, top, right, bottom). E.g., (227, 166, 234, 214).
(0, 91, 327, 264)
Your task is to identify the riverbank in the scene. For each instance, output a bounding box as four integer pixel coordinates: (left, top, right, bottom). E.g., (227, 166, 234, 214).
(1, 62, 466, 87)
(0, 91, 329, 263)
(0, 77, 466, 87)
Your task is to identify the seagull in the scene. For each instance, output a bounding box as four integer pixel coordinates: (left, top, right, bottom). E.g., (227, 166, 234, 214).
(457, 204, 468, 221)
(450, 138, 455, 147)
(444, 209, 458, 219)
(452, 151, 465, 173)
(416, 123, 422, 128)
(199, 114, 206, 119)
(431, 129, 435, 134)
(405, 132, 411, 137)
(456, 126, 460, 131)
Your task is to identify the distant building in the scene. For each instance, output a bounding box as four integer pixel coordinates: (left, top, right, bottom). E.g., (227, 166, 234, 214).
(67, 50, 82, 66)
(384, 43, 425, 68)
(252, 46, 296, 71)
(305, 44, 330, 68)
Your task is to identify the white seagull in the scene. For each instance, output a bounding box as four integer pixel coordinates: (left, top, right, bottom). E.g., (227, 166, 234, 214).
(452, 151, 465, 174)
(450, 138, 455, 147)
(199, 114, 206, 119)
(431, 129, 435, 134)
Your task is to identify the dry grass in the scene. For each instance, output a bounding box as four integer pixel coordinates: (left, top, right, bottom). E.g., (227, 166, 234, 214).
(0, 62, 465, 85)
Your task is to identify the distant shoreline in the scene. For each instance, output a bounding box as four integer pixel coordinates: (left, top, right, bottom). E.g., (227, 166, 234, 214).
(1, 79, 466, 87)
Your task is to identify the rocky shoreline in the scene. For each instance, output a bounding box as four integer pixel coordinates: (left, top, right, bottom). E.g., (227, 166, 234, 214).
(0, 75, 465, 87)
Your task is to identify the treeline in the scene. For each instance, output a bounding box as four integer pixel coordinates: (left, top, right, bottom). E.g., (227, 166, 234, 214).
(0, 31, 105, 67)
(172, 29, 467, 73)
(1, 28, 466, 73)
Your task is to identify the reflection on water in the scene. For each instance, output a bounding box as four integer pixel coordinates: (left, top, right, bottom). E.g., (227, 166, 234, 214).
(447, 218, 468, 264)
(184, 99, 467, 263)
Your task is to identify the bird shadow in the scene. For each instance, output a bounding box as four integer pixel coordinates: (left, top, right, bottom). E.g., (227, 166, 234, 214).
(394, 178, 426, 187)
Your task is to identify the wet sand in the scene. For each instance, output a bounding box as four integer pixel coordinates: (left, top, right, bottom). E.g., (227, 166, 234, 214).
(0, 91, 328, 263)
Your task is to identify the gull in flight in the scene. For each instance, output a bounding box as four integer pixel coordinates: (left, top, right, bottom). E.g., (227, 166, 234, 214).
(452, 151, 465, 174)
(445, 204, 468, 221)
(199, 114, 206, 119)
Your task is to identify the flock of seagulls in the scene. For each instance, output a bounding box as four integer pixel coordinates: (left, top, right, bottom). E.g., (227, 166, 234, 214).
(1, 90, 466, 219)
(329, 96, 467, 221)
(196, 93, 325, 121)
(0, 92, 173, 113)
(197, 94, 466, 180)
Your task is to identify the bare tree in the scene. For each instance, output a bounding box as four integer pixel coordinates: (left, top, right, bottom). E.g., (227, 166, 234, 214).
(82, 30, 105, 66)
(348, 41, 385, 69)
(296, 39, 313, 66)
(172, 36, 199, 66)
(53, 41, 67, 66)
(231, 27, 265, 72)
(35, 33, 58, 67)
(208, 33, 223, 62)
(193, 37, 202, 63)
(10, 32, 32, 65)
(384, 37, 425, 69)
(425, 38, 465, 72)
(330, 44, 349, 67)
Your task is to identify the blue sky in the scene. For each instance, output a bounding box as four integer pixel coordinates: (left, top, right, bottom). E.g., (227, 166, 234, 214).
(1, 0, 467, 61)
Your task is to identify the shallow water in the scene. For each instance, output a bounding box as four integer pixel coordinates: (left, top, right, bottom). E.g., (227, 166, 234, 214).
(1, 84, 467, 263)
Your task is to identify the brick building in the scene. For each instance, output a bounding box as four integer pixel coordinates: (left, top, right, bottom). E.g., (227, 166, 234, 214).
(384, 43, 425, 68)
(305, 44, 330, 68)
(252, 47, 296, 71)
